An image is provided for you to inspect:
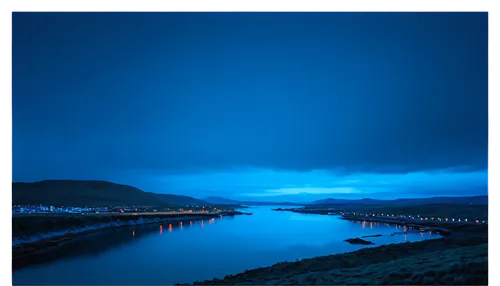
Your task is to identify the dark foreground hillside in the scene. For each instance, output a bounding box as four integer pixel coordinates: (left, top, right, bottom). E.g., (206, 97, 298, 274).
(192, 225, 487, 285)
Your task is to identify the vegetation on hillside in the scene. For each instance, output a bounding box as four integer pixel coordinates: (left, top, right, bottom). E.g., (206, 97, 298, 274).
(13, 180, 165, 206)
(12, 180, 210, 207)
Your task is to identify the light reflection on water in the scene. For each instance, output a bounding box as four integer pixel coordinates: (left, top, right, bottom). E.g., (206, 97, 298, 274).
(13, 207, 440, 285)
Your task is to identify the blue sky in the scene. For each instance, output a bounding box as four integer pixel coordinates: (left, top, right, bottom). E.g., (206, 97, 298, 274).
(12, 13, 488, 201)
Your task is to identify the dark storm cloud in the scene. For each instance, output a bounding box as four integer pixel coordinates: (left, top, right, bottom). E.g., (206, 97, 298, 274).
(13, 12, 488, 181)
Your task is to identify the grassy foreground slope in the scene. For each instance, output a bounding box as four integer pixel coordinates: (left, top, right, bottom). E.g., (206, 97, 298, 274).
(193, 225, 487, 285)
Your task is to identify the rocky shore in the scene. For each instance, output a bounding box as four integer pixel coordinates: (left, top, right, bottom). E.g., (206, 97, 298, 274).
(187, 224, 487, 285)
(344, 238, 374, 245)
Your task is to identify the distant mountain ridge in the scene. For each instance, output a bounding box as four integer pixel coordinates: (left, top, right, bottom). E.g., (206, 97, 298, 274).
(12, 180, 209, 207)
(204, 197, 241, 205)
(312, 195, 488, 206)
(148, 193, 210, 206)
(203, 196, 304, 206)
(12, 180, 487, 207)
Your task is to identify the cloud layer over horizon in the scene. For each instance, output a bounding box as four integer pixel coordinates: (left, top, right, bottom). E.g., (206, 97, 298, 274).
(12, 13, 488, 200)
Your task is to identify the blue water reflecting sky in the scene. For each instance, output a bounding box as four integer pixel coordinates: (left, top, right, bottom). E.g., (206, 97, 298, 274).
(13, 207, 438, 285)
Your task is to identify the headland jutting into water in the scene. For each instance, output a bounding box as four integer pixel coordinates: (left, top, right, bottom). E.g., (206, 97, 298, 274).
(12, 210, 251, 265)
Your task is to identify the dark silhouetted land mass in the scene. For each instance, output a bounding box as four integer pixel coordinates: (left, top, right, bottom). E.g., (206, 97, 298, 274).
(148, 193, 210, 206)
(204, 196, 303, 206)
(204, 197, 241, 205)
(313, 195, 488, 206)
(191, 224, 487, 285)
(12, 180, 210, 207)
(204, 195, 488, 208)
(344, 238, 374, 245)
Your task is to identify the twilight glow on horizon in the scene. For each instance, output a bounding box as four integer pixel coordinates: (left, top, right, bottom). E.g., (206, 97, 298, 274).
(12, 13, 488, 202)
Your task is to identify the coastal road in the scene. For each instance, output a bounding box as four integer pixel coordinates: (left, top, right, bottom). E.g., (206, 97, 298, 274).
(342, 214, 487, 225)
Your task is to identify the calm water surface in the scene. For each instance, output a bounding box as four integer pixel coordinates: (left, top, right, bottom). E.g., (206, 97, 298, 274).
(13, 206, 438, 285)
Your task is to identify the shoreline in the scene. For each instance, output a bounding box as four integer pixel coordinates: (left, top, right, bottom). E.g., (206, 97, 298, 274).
(186, 223, 487, 285)
(13, 212, 246, 263)
(273, 208, 481, 236)
(339, 215, 454, 236)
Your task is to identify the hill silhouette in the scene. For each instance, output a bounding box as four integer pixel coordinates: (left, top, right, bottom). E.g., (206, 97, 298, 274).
(313, 195, 488, 206)
(12, 180, 206, 207)
(204, 196, 303, 206)
(203, 197, 240, 205)
(148, 193, 210, 206)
